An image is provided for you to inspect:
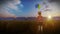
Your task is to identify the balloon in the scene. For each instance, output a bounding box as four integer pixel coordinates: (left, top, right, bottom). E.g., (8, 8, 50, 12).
(38, 4, 41, 9)
(35, 4, 41, 9)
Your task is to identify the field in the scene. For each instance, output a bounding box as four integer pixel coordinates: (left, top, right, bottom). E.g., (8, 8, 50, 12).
(0, 19, 60, 34)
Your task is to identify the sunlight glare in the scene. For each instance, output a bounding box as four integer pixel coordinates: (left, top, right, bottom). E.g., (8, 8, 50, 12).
(48, 15, 52, 19)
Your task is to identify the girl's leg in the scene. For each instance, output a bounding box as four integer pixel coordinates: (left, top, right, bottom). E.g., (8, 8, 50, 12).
(41, 25, 43, 34)
(36, 25, 41, 34)
(41, 26, 43, 32)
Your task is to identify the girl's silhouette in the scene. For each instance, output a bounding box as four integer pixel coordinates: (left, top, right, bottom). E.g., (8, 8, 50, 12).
(36, 11, 44, 34)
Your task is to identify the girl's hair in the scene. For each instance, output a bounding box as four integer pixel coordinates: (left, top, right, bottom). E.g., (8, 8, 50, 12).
(38, 12, 41, 15)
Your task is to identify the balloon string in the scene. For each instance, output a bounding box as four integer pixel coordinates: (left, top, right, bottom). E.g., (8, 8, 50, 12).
(38, 8, 41, 12)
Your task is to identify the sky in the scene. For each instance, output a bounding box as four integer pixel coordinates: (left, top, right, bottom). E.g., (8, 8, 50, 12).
(0, 0, 60, 17)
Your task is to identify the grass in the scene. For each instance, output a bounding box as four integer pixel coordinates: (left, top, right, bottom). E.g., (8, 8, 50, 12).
(0, 20, 60, 34)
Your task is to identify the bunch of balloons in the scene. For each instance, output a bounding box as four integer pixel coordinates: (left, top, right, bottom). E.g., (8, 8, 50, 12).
(35, 4, 41, 10)
(35, 0, 51, 12)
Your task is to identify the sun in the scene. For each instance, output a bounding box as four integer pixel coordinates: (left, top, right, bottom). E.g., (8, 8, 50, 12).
(48, 15, 52, 19)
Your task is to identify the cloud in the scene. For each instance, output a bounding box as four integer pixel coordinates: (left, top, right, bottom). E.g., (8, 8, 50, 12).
(20, 4, 24, 8)
(7, 2, 18, 10)
(45, 1, 60, 17)
(0, 7, 16, 18)
(13, 0, 21, 4)
(0, 0, 22, 17)
(48, 0, 60, 3)
(7, 0, 21, 10)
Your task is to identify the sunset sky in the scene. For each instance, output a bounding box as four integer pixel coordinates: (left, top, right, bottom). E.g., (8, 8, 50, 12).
(0, 0, 60, 17)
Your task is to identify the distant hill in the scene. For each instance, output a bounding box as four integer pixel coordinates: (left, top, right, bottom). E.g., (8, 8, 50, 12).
(0, 17, 60, 20)
(53, 17, 60, 20)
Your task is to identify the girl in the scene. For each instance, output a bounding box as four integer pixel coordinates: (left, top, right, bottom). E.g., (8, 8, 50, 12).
(36, 11, 44, 34)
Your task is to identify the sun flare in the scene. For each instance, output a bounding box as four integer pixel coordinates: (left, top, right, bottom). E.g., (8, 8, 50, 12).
(48, 15, 52, 19)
